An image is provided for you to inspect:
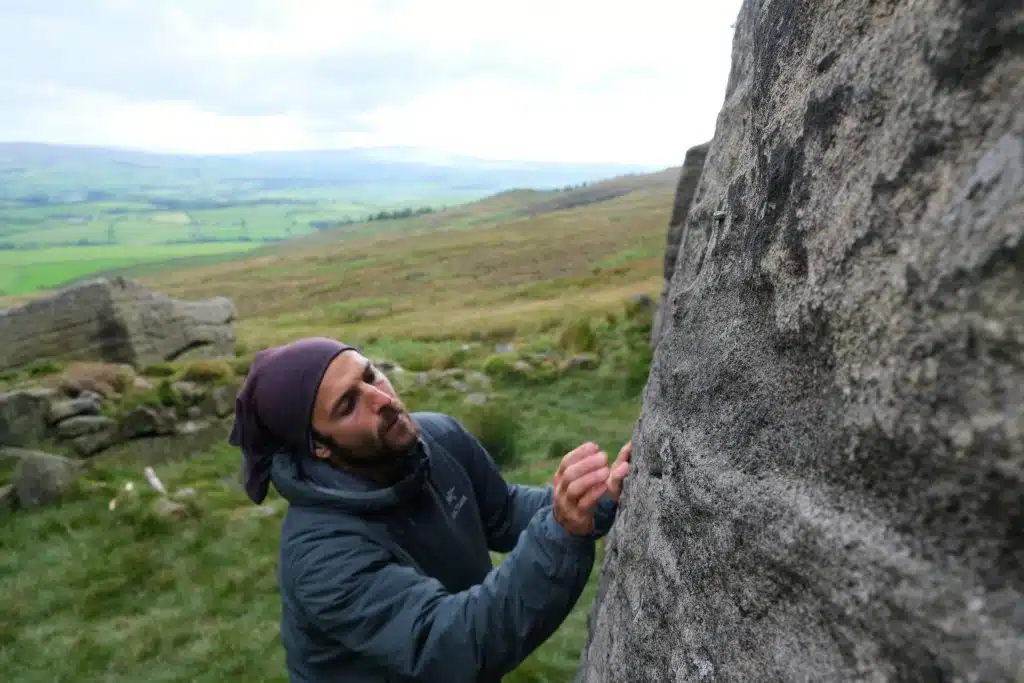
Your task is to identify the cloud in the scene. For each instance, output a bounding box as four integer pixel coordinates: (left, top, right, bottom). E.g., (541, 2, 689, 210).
(0, 0, 744, 164)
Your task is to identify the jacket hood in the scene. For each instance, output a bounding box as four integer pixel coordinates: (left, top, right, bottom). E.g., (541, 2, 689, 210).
(269, 435, 432, 514)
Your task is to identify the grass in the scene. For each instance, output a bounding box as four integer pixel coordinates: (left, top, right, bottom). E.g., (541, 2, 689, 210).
(0, 243, 266, 297)
(0, 163, 678, 682)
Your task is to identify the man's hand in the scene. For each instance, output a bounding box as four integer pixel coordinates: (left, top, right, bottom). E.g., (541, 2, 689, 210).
(607, 441, 631, 503)
(551, 442, 609, 536)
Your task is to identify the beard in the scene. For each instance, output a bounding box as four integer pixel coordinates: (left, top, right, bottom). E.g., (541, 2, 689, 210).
(317, 406, 421, 475)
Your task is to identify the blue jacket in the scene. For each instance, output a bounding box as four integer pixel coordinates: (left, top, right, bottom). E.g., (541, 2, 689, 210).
(270, 411, 618, 683)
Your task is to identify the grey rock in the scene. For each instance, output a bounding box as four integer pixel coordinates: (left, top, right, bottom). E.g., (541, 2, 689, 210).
(201, 383, 238, 418)
(0, 276, 235, 373)
(119, 406, 177, 440)
(0, 388, 57, 447)
(70, 424, 118, 457)
(56, 415, 116, 440)
(577, 1, 1024, 682)
(465, 393, 488, 406)
(10, 449, 81, 509)
(650, 141, 710, 349)
(47, 394, 103, 424)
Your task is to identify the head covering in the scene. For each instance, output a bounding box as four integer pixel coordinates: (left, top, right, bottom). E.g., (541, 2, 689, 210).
(228, 337, 356, 503)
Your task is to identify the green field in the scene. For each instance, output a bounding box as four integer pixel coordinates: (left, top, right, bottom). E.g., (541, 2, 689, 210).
(0, 149, 679, 681)
(0, 198, 466, 296)
(0, 243, 266, 296)
(0, 143, 656, 298)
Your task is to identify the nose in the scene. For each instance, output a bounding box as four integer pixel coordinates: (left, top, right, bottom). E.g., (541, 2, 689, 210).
(365, 384, 394, 412)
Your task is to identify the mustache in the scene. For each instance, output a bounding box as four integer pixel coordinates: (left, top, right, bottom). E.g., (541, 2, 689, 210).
(379, 405, 404, 435)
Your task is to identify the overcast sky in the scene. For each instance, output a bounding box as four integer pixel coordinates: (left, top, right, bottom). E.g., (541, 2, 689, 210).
(0, 1, 744, 165)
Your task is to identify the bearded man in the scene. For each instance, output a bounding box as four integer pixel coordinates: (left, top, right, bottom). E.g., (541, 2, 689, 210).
(229, 337, 631, 683)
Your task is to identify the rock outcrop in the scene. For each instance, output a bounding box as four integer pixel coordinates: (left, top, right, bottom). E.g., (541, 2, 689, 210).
(0, 378, 239, 457)
(578, 1, 1023, 681)
(0, 276, 236, 372)
(651, 141, 710, 349)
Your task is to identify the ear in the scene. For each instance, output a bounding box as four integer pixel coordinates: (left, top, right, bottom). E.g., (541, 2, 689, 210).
(310, 428, 332, 460)
(313, 441, 331, 460)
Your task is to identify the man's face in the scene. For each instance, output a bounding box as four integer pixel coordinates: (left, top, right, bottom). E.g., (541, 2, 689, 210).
(310, 350, 420, 463)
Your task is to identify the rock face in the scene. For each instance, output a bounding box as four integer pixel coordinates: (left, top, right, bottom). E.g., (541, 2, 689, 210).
(0, 276, 236, 372)
(578, 1, 1023, 682)
(651, 141, 710, 349)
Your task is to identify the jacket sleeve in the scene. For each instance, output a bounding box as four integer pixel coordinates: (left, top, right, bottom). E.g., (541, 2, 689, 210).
(290, 505, 596, 682)
(444, 415, 553, 552)
(445, 415, 620, 549)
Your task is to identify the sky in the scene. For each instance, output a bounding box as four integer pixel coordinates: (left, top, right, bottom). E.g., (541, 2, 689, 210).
(0, 1, 744, 165)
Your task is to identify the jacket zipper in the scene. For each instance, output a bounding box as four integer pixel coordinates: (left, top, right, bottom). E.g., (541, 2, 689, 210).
(424, 475, 481, 587)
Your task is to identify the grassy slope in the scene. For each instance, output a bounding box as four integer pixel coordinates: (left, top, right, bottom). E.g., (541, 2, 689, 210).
(0, 195, 457, 297)
(0, 142, 657, 297)
(139, 170, 677, 347)
(0, 166, 678, 682)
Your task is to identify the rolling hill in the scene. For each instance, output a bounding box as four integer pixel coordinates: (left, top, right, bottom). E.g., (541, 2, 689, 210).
(0, 142, 660, 297)
(0, 142, 655, 205)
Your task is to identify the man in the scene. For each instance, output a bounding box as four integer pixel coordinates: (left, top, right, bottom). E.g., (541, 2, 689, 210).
(229, 336, 631, 683)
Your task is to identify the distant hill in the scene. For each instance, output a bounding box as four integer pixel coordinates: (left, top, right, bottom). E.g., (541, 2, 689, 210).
(0, 142, 657, 206)
(0, 142, 664, 297)
(0, 163, 679, 310)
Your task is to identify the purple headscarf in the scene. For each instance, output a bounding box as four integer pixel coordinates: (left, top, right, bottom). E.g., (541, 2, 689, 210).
(228, 336, 355, 503)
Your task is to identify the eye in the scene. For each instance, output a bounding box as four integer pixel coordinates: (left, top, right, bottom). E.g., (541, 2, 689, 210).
(337, 396, 355, 416)
(364, 365, 381, 383)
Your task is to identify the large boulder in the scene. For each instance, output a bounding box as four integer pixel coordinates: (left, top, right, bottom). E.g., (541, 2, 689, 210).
(650, 140, 710, 349)
(0, 276, 235, 372)
(578, 1, 1023, 682)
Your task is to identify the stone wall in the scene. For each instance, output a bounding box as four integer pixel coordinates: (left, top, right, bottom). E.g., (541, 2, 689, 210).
(0, 379, 239, 457)
(578, 0, 1023, 681)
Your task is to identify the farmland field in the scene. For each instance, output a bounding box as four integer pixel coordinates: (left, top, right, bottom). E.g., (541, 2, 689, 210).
(0, 243, 266, 297)
(0, 142, 655, 297)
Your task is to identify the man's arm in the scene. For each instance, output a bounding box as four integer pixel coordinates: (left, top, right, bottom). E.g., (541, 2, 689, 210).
(446, 415, 622, 551)
(292, 504, 595, 682)
(442, 415, 551, 552)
